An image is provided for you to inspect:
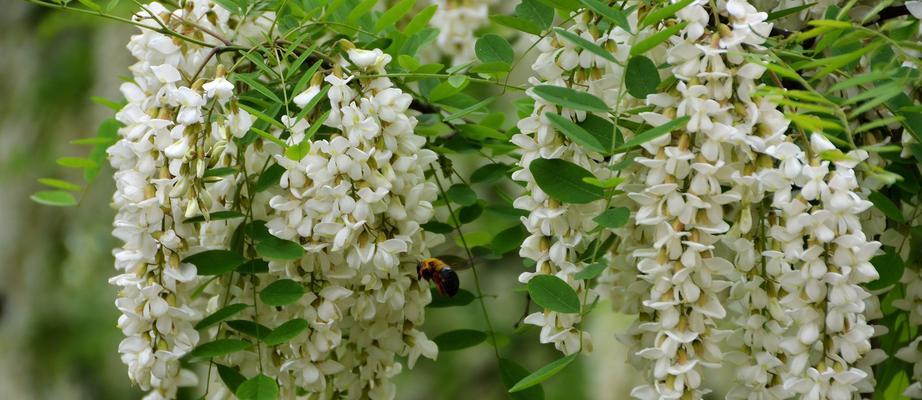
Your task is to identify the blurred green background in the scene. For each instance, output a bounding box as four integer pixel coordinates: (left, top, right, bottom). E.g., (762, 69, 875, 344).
(0, 3, 645, 399)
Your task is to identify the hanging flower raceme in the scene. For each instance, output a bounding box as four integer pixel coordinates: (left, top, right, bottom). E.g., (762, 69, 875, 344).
(511, 9, 632, 355)
(107, 1, 266, 398)
(616, 0, 795, 398)
(265, 46, 439, 399)
(427, 0, 493, 65)
(765, 135, 879, 399)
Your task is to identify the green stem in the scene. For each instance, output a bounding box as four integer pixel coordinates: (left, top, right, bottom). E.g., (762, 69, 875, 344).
(429, 166, 504, 367)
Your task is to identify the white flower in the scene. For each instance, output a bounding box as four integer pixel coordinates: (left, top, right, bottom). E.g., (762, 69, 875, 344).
(292, 84, 321, 108)
(202, 76, 234, 103)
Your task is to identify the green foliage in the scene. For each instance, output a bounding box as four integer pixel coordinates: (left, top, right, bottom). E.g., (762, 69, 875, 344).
(188, 339, 252, 362)
(508, 353, 578, 393)
(236, 375, 279, 400)
(196, 304, 249, 330)
(532, 85, 609, 113)
(529, 158, 604, 204)
(475, 34, 515, 65)
(263, 319, 310, 346)
(624, 56, 660, 99)
(433, 329, 488, 351)
(184, 250, 247, 276)
(259, 279, 305, 306)
(527, 275, 580, 313)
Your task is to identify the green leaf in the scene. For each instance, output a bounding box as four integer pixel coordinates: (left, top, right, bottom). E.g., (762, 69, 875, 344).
(375, 0, 415, 33)
(433, 329, 487, 351)
(183, 250, 246, 276)
(532, 85, 608, 113)
(211, 0, 243, 13)
(255, 236, 305, 260)
(470, 62, 512, 74)
(459, 203, 484, 224)
(422, 221, 455, 233)
(203, 167, 237, 178)
(580, 0, 631, 33)
(579, 114, 616, 150)
(625, 56, 661, 99)
(187, 339, 251, 361)
(56, 157, 96, 169)
(76, 0, 101, 11)
(527, 275, 580, 313)
(195, 304, 248, 330)
(216, 364, 246, 393)
(263, 319, 309, 346)
(867, 247, 903, 290)
(509, 353, 579, 392)
(234, 74, 283, 104)
(398, 55, 421, 71)
(529, 158, 604, 204)
(259, 279, 305, 306)
(501, 359, 546, 400)
(38, 178, 81, 191)
(458, 124, 506, 140)
(347, 0, 378, 23)
(593, 207, 630, 228)
(583, 176, 624, 188)
(492, 225, 528, 255)
(429, 80, 468, 102)
(237, 259, 269, 274)
(227, 320, 271, 339)
(614, 116, 690, 154)
(516, 0, 554, 30)
(545, 112, 608, 153)
(490, 15, 542, 36)
(471, 163, 508, 184)
(767, 2, 815, 20)
(475, 34, 514, 65)
(184, 210, 246, 223)
(869, 191, 905, 223)
(574, 262, 607, 280)
(443, 98, 495, 122)
(30, 190, 77, 207)
(447, 184, 478, 206)
(86, 118, 120, 183)
(428, 288, 476, 307)
(552, 27, 618, 64)
(236, 374, 279, 400)
(255, 163, 286, 192)
(640, 0, 694, 28)
(404, 4, 437, 36)
(630, 22, 687, 55)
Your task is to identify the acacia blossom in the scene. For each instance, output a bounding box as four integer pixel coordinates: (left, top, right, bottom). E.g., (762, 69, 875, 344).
(107, 2, 268, 398)
(265, 47, 439, 399)
(427, 0, 494, 65)
(512, 9, 632, 355)
(618, 0, 798, 398)
(765, 135, 879, 399)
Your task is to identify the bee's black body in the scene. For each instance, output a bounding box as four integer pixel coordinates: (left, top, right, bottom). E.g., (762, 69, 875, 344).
(417, 257, 460, 297)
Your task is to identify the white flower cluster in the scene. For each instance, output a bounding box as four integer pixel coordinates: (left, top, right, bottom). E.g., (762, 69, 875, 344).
(107, 2, 265, 399)
(265, 47, 439, 399)
(760, 134, 880, 399)
(427, 0, 493, 65)
(620, 0, 788, 398)
(511, 10, 633, 355)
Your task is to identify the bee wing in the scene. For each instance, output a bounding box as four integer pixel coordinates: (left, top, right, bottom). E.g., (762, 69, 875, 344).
(433, 254, 470, 270)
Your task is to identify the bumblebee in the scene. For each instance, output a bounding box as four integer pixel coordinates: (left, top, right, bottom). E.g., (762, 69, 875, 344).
(417, 257, 460, 297)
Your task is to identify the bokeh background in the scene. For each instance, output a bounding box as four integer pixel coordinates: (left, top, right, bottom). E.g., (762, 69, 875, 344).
(0, 3, 651, 399)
